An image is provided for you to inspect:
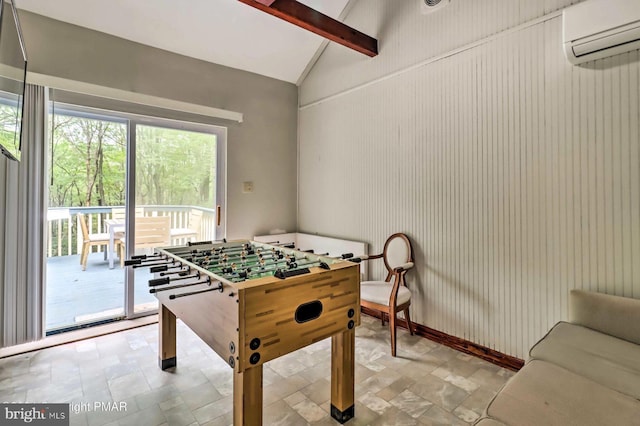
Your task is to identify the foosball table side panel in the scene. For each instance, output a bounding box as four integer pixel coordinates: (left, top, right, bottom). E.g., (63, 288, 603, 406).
(238, 262, 360, 372)
(156, 288, 241, 370)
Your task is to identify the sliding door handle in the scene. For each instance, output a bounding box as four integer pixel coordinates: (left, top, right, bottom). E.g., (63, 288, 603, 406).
(216, 205, 221, 227)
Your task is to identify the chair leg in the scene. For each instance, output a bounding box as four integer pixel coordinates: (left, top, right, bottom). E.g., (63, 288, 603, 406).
(119, 243, 125, 268)
(381, 312, 385, 326)
(389, 309, 397, 357)
(403, 308, 414, 335)
(80, 243, 89, 271)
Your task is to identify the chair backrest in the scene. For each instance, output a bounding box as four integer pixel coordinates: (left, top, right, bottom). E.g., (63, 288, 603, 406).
(383, 233, 414, 277)
(188, 209, 204, 230)
(111, 208, 126, 221)
(134, 216, 171, 248)
(111, 207, 144, 220)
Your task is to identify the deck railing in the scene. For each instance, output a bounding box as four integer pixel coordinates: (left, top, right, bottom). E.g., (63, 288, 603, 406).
(46, 205, 218, 258)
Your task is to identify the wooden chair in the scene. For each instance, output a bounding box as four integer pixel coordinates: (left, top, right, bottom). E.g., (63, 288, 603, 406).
(170, 209, 203, 243)
(108, 207, 143, 263)
(119, 216, 171, 267)
(78, 213, 111, 271)
(360, 233, 415, 357)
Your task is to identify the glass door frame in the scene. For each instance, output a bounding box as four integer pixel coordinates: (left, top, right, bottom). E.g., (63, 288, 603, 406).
(124, 116, 227, 319)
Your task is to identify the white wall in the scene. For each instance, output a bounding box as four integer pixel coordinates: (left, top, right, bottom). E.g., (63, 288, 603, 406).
(298, 0, 640, 359)
(18, 10, 299, 240)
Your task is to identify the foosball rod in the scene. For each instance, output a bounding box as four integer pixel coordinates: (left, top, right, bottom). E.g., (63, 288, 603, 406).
(344, 254, 369, 263)
(169, 238, 227, 254)
(204, 254, 299, 275)
(215, 243, 299, 258)
(188, 248, 280, 263)
(208, 258, 293, 278)
(259, 241, 296, 249)
(203, 259, 291, 278)
(195, 252, 296, 269)
(203, 254, 308, 274)
(170, 242, 252, 257)
(131, 253, 164, 261)
(186, 244, 286, 261)
(175, 248, 259, 264)
(179, 243, 308, 265)
(148, 270, 200, 287)
(215, 256, 332, 272)
(124, 256, 178, 269)
(151, 264, 191, 276)
(169, 282, 224, 299)
(218, 259, 329, 282)
(150, 276, 211, 294)
(194, 248, 303, 264)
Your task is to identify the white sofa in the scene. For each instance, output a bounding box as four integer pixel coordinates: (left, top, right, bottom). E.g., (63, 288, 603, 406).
(476, 289, 640, 426)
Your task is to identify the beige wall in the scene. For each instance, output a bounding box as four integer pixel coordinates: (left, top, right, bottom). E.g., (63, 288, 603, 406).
(18, 10, 298, 239)
(298, 0, 640, 359)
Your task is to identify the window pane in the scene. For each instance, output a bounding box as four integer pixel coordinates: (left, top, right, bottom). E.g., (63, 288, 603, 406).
(133, 124, 218, 314)
(46, 110, 127, 331)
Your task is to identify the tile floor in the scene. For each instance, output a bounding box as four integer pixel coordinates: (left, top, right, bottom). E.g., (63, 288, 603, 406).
(0, 315, 514, 426)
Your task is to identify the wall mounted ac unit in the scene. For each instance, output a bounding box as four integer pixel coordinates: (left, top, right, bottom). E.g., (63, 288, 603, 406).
(420, 0, 450, 15)
(563, 0, 640, 65)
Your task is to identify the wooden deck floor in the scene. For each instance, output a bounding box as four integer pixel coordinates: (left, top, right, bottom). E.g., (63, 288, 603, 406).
(46, 253, 156, 331)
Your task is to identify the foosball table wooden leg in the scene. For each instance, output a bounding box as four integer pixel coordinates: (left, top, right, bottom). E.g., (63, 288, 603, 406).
(159, 303, 177, 370)
(233, 365, 263, 426)
(331, 328, 356, 424)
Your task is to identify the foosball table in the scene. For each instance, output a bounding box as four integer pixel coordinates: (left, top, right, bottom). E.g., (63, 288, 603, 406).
(126, 240, 361, 425)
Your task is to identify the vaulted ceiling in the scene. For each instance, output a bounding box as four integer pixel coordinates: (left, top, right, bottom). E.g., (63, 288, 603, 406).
(16, 0, 354, 84)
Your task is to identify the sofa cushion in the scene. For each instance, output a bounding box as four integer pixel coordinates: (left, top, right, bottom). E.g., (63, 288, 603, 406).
(486, 360, 640, 426)
(529, 321, 640, 399)
(570, 289, 640, 345)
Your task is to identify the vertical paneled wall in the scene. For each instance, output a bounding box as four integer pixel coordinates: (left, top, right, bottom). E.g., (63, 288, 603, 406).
(298, 4, 640, 358)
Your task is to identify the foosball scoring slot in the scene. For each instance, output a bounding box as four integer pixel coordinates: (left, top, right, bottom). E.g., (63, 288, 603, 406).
(295, 300, 323, 323)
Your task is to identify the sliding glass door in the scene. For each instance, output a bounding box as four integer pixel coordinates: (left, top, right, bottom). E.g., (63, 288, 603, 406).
(46, 107, 128, 332)
(46, 103, 226, 332)
(129, 121, 223, 315)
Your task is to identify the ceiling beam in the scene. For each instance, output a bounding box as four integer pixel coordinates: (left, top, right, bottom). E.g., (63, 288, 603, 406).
(237, 0, 378, 57)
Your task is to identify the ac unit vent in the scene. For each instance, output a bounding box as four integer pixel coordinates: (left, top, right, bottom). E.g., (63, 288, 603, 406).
(563, 0, 640, 65)
(420, 0, 450, 15)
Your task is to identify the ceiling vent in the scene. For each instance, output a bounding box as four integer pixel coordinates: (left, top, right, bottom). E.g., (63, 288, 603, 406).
(420, 0, 451, 15)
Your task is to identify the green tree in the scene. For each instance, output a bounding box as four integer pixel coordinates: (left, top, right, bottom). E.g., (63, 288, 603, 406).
(49, 116, 216, 209)
(136, 125, 216, 207)
(50, 116, 126, 207)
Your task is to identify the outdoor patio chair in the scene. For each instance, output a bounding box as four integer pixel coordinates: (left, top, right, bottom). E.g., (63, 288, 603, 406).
(78, 213, 111, 271)
(170, 209, 203, 243)
(118, 216, 171, 267)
